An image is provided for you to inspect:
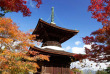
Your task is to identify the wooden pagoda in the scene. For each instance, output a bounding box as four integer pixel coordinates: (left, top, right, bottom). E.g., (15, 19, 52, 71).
(30, 7, 79, 74)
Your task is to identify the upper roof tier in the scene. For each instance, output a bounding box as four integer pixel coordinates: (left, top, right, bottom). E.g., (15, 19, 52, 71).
(32, 19, 79, 43)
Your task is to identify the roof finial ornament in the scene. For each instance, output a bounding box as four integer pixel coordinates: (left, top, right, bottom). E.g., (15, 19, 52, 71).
(51, 7, 55, 24)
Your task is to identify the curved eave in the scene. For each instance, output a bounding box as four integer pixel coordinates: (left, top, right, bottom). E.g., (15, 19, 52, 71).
(33, 19, 79, 34)
(32, 19, 79, 43)
(30, 46, 75, 57)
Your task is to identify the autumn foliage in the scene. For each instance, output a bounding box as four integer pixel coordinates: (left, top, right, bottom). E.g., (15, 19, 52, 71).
(73, 0, 110, 63)
(0, 0, 42, 16)
(83, 23, 110, 62)
(80, 0, 110, 63)
(0, 17, 49, 73)
(88, 0, 110, 23)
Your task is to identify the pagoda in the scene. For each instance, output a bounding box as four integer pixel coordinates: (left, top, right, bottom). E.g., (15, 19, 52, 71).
(30, 7, 79, 74)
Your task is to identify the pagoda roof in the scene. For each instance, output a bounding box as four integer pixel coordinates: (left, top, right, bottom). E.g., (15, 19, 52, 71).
(30, 46, 75, 57)
(32, 19, 79, 43)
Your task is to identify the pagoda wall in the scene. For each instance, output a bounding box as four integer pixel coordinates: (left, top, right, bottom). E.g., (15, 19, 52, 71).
(42, 41, 61, 47)
(36, 55, 72, 74)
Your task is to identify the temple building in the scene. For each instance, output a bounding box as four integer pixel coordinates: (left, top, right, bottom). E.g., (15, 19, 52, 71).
(30, 7, 79, 74)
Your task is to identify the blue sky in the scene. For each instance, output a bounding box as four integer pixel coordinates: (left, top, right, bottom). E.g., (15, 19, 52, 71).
(5, 0, 103, 53)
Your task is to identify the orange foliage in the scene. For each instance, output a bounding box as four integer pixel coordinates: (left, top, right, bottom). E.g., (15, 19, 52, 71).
(0, 17, 49, 73)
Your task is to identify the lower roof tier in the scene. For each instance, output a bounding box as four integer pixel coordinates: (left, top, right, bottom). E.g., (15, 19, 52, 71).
(30, 46, 75, 57)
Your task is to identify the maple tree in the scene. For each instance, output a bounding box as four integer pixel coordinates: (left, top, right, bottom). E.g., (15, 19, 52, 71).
(88, 0, 110, 23)
(0, 17, 49, 74)
(73, 0, 110, 63)
(80, 0, 110, 63)
(0, 0, 49, 73)
(0, 0, 42, 17)
(83, 23, 110, 62)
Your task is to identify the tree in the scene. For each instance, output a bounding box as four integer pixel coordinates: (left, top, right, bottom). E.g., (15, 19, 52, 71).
(0, 0, 49, 74)
(71, 68, 83, 74)
(0, 0, 42, 17)
(74, 0, 110, 63)
(82, 22, 110, 62)
(0, 17, 49, 74)
(105, 66, 110, 73)
(88, 0, 110, 23)
(96, 70, 108, 74)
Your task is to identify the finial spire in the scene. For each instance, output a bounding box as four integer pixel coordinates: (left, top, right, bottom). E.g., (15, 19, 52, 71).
(51, 7, 55, 24)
